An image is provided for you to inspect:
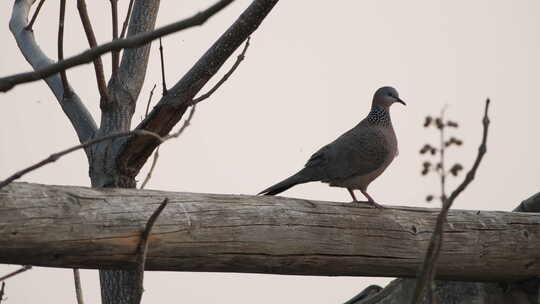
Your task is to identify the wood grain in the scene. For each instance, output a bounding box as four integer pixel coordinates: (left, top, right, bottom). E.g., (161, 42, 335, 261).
(1, 182, 539, 281)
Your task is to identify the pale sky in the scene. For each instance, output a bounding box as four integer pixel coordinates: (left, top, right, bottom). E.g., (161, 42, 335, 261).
(1, 1, 540, 303)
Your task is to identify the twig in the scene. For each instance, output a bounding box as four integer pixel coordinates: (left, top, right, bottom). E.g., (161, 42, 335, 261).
(411, 99, 491, 304)
(77, 0, 109, 107)
(58, 0, 71, 97)
(163, 105, 197, 141)
(73, 269, 85, 304)
(159, 38, 167, 95)
(119, 0, 135, 39)
(0, 265, 32, 282)
(145, 84, 157, 117)
(191, 36, 250, 105)
(139, 147, 160, 190)
(25, 0, 46, 31)
(110, 0, 119, 77)
(0, 282, 4, 304)
(0, 106, 197, 190)
(140, 83, 159, 189)
(1, 0, 235, 93)
(439, 106, 447, 202)
(133, 198, 169, 304)
(444, 100, 490, 206)
(0, 130, 162, 190)
(140, 105, 197, 189)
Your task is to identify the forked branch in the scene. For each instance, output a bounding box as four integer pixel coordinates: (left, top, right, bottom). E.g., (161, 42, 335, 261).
(25, 0, 46, 31)
(118, 0, 278, 178)
(1, 0, 235, 92)
(9, 0, 97, 143)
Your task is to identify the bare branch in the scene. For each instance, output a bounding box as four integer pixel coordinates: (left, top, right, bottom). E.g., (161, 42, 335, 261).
(0, 265, 32, 282)
(140, 105, 197, 189)
(77, 0, 109, 107)
(411, 99, 491, 304)
(118, 0, 279, 178)
(445, 99, 491, 203)
(58, 0, 71, 97)
(119, 0, 135, 39)
(0, 130, 162, 190)
(133, 198, 169, 304)
(9, 0, 97, 143)
(0, 282, 4, 304)
(110, 0, 120, 77)
(1, 0, 235, 93)
(145, 84, 157, 117)
(139, 148, 160, 190)
(140, 83, 161, 190)
(159, 38, 167, 95)
(73, 269, 85, 304)
(25, 0, 46, 31)
(191, 36, 250, 105)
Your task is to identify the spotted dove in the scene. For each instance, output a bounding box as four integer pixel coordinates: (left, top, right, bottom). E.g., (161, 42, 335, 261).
(258, 86, 406, 208)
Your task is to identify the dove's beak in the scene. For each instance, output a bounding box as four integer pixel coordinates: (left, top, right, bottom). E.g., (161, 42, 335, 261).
(396, 98, 406, 106)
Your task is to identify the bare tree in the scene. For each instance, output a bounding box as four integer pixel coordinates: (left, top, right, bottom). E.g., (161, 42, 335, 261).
(2, 1, 539, 304)
(4, 0, 279, 303)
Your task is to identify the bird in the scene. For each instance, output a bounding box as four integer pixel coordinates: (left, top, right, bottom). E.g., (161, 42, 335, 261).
(258, 86, 406, 208)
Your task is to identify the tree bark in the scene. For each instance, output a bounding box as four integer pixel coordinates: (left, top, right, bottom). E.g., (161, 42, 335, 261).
(1, 182, 540, 282)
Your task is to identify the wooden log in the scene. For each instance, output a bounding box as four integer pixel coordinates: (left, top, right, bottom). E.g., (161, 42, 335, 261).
(1, 182, 539, 281)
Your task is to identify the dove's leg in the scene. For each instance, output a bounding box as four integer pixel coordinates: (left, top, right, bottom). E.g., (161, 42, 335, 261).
(348, 188, 383, 208)
(347, 188, 358, 202)
(360, 189, 384, 209)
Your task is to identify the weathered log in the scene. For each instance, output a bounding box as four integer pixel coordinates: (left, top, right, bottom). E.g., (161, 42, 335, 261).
(1, 182, 539, 281)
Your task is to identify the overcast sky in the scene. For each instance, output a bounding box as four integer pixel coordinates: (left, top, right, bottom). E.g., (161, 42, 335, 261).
(1, 1, 540, 303)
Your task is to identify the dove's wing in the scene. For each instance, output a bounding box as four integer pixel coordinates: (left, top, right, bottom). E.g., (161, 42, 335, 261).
(303, 126, 390, 182)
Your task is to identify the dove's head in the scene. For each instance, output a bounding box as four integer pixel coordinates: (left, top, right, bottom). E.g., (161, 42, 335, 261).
(372, 86, 406, 108)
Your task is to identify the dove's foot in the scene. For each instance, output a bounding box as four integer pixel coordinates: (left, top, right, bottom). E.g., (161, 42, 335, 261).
(366, 200, 384, 209)
(351, 200, 384, 209)
(347, 188, 384, 208)
(360, 189, 384, 208)
(349, 198, 384, 208)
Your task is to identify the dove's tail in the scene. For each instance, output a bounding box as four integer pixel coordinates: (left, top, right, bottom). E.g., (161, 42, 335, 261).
(258, 171, 313, 196)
